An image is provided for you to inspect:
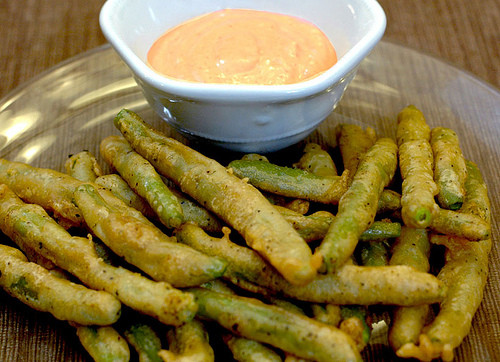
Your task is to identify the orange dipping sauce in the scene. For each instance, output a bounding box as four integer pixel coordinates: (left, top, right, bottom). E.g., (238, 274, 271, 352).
(147, 9, 337, 85)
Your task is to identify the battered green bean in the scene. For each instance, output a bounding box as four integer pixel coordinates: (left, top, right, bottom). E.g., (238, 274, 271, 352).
(460, 160, 491, 222)
(224, 335, 282, 362)
(3, 233, 128, 360)
(388, 227, 431, 352)
(158, 320, 214, 362)
(221, 153, 311, 216)
(390, 227, 431, 271)
(95, 173, 157, 219)
(73, 183, 227, 288)
(202, 280, 288, 362)
(429, 208, 490, 241)
(123, 323, 163, 362)
(228, 159, 348, 204)
(101, 135, 184, 228)
(276, 207, 332, 242)
(358, 240, 389, 266)
(396, 105, 431, 145)
(311, 304, 342, 327)
(377, 189, 402, 215)
(188, 287, 361, 362)
(0, 158, 86, 228)
(430, 162, 490, 352)
(0, 185, 197, 326)
(76, 325, 130, 362)
(0, 244, 121, 326)
(339, 306, 371, 350)
(397, 160, 491, 362)
(336, 123, 376, 185)
(358, 221, 401, 242)
(276, 207, 400, 243)
(397, 106, 439, 228)
(315, 138, 398, 272)
(169, 187, 223, 233)
(431, 127, 467, 210)
(114, 109, 317, 286)
(65, 151, 103, 182)
(176, 223, 446, 306)
(265, 193, 310, 214)
(293, 142, 338, 177)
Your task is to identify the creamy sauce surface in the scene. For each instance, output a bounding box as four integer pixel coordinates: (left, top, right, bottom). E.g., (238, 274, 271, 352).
(147, 9, 337, 85)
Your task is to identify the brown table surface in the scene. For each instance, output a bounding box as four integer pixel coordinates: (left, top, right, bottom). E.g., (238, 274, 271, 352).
(0, 1, 499, 361)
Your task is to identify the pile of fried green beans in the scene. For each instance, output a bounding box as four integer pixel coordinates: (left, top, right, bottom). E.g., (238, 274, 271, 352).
(0, 106, 491, 362)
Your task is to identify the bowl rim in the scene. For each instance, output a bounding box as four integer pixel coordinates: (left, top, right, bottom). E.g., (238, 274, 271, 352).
(99, 0, 386, 102)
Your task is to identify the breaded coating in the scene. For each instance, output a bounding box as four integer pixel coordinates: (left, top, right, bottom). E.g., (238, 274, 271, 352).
(397, 105, 439, 228)
(431, 127, 467, 210)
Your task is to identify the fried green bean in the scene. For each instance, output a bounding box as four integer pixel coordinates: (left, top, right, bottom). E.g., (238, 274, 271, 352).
(158, 320, 214, 362)
(377, 189, 402, 215)
(388, 227, 431, 352)
(0, 185, 197, 326)
(276, 207, 399, 243)
(293, 142, 337, 177)
(5, 236, 127, 360)
(311, 304, 342, 327)
(265, 193, 310, 214)
(224, 334, 282, 362)
(431, 127, 467, 210)
(396, 105, 431, 145)
(113, 109, 317, 285)
(169, 187, 223, 233)
(336, 123, 376, 185)
(390, 227, 431, 271)
(398, 160, 491, 362)
(188, 287, 361, 362)
(358, 221, 401, 242)
(397, 105, 439, 228)
(315, 138, 398, 272)
(358, 240, 389, 266)
(460, 160, 491, 222)
(227, 159, 348, 204)
(76, 325, 130, 362)
(276, 207, 332, 242)
(123, 323, 163, 362)
(202, 280, 287, 362)
(73, 183, 227, 288)
(429, 208, 490, 241)
(65, 150, 103, 182)
(10, 237, 59, 271)
(0, 244, 121, 325)
(0, 158, 86, 228)
(351, 239, 386, 350)
(101, 135, 184, 228)
(176, 223, 446, 306)
(17, 244, 129, 360)
(95, 173, 157, 219)
(339, 306, 371, 351)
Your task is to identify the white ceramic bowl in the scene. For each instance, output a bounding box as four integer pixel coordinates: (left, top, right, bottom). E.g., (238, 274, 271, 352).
(100, 0, 386, 152)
